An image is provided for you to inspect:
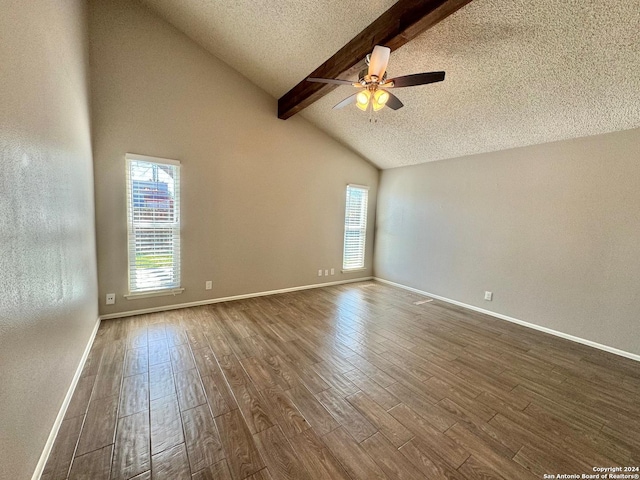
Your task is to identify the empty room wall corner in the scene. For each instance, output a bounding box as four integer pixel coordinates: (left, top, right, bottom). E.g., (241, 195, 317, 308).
(31, 317, 101, 480)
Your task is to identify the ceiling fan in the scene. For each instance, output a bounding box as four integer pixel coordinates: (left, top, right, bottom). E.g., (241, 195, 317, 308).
(307, 45, 445, 112)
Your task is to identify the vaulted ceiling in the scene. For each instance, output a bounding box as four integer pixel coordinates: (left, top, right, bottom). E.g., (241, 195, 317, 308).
(140, 0, 640, 169)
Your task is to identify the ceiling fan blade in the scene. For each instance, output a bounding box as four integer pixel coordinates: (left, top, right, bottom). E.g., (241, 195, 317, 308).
(386, 71, 445, 88)
(385, 91, 404, 110)
(368, 45, 391, 79)
(333, 93, 358, 109)
(307, 77, 356, 86)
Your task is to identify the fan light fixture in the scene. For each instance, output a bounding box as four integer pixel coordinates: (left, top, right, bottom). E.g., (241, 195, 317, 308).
(356, 88, 390, 112)
(307, 45, 446, 113)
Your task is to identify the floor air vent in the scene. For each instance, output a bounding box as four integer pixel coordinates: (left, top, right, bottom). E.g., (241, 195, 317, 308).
(413, 299, 433, 305)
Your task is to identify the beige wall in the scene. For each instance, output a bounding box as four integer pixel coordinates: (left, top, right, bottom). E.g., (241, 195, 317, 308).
(90, 0, 378, 317)
(375, 128, 640, 356)
(0, 1, 98, 479)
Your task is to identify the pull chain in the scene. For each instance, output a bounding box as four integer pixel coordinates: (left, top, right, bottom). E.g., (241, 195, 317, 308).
(368, 102, 377, 123)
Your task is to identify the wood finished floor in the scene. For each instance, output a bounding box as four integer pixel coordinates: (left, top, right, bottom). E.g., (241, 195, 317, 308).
(44, 281, 640, 480)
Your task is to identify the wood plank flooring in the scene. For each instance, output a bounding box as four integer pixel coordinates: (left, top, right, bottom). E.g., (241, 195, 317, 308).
(43, 281, 640, 479)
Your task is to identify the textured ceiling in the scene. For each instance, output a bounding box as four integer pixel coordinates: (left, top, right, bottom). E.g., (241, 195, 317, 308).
(141, 0, 640, 169)
(138, 0, 397, 97)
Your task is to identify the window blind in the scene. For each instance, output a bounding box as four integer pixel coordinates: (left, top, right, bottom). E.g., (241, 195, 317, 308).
(343, 184, 369, 270)
(126, 154, 181, 294)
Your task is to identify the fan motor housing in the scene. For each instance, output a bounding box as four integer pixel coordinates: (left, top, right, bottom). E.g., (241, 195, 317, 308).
(358, 68, 387, 86)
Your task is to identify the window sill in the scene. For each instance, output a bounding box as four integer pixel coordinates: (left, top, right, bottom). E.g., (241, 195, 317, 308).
(342, 268, 367, 273)
(124, 288, 184, 300)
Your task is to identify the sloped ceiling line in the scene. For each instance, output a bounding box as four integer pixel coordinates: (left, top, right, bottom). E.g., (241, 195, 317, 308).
(139, 0, 640, 168)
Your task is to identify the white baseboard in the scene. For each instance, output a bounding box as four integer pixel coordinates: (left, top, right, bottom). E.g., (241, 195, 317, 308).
(100, 277, 374, 320)
(32, 316, 101, 480)
(374, 277, 640, 363)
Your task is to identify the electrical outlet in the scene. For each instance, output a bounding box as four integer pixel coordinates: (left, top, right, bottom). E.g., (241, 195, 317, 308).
(318, 269, 323, 276)
(324, 269, 329, 276)
(106, 293, 115, 305)
(205, 281, 212, 290)
(330, 268, 335, 275)
(484, 291, 493, 301)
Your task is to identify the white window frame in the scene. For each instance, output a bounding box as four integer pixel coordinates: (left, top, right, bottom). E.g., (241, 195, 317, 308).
(125, 153, 183, 299)
(342, 184, 369, 272)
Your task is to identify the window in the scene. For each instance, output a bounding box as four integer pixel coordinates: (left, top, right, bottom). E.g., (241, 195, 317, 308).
(126, 154, 181, 296)
(343, 184, 369, 270)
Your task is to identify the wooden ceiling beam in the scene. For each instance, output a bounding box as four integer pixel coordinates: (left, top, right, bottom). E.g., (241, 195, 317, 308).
(277, 0, 473, 119)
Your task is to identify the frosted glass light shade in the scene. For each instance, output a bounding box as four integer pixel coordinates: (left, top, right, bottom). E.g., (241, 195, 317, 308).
(372, 89, 389, 111)
(356, 90, 371, 111)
